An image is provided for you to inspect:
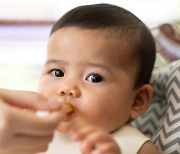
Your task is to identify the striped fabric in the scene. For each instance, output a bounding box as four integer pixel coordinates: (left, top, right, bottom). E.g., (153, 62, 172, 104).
(132, 60, 180, 154)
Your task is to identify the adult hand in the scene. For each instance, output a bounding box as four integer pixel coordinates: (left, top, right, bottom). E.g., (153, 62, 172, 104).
(0, 88, 61, 111)
(0, 89, 65, 154)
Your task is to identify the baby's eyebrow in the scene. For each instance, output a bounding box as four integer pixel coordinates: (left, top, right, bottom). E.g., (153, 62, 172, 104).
(45, 59, 67, 65)
(45, 60, 111, 73)
(86, 62, 112, 73)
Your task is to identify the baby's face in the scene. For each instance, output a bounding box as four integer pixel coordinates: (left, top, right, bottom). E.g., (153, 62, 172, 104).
(38, 27, 137, 133)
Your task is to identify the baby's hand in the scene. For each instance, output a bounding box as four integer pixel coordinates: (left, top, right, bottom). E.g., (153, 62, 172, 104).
(69, 123, 121, 154)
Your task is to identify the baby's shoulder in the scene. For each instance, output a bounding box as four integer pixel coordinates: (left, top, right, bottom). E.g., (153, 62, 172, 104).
(138, 141, 159, 154)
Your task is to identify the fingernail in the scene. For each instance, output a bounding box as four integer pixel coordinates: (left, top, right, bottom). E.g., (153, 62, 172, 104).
(48, 99, 62, 109)
(36, 110, 50, 118)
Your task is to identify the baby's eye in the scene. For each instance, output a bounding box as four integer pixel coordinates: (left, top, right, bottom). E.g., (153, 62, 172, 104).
(86, 73, 103, 83)
(50, 69, 64, 77)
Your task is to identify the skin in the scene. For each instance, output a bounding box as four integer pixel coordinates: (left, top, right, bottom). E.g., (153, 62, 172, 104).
(0, 89, 64, 154)
(69, 122, 121, 154)
(38, 27, 158, 153)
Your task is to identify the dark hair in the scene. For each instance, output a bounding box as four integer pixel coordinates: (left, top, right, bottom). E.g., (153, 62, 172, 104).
(50, 3, 156, 88)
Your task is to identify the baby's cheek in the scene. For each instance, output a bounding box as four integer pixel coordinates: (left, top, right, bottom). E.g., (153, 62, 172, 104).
(84, 107, 106, 125)
(90, 106, 121, 131)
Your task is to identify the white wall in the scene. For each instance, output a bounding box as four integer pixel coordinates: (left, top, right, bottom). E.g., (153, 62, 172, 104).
(0, 0, 179, 27)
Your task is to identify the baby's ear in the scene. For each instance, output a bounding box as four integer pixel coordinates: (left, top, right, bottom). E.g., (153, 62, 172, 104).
(130, 84, 153, 120)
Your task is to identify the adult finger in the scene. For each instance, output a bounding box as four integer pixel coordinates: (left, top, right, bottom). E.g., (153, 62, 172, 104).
(0, 89, 61, 111)
(12, 108, 65, 136)
(10, 135, 52, 150)
(11, 144, 48, 154)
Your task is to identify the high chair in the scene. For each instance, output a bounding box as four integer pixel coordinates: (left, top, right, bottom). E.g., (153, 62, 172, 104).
(132, 60, 180, 154)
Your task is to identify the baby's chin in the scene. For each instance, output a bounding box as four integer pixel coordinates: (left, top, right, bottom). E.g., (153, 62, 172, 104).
(56, 121, 72, 134)
(56, 102, 74, 134)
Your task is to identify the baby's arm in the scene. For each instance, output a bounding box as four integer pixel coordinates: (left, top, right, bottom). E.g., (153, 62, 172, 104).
(69, 124, 121, 154)
(138, 141, 159, 154)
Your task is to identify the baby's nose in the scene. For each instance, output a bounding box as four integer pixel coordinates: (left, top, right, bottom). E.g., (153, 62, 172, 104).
(57, 84, 81, 98)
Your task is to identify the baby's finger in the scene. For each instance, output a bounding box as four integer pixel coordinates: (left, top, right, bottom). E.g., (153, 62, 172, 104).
(84, 130, 109, 143)
(80, 131, 110, 153)
(70, 126, 96, 141)
(94, 142, 121, 154)
(80, 140, 94, 153)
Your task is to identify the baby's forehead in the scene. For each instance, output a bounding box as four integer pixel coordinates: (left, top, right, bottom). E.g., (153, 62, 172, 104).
(96, 28, 137, 61)
(85, 27, 137, 62)
(49, 27, 138, 68)
(90, 29, 139, 74)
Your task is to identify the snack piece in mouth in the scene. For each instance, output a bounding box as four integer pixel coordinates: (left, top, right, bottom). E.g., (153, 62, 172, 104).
(65, 102, 74, 113)
(63, 102, 74, 122)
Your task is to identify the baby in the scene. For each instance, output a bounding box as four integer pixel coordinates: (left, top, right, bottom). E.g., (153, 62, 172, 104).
(37, 3, 158, 154)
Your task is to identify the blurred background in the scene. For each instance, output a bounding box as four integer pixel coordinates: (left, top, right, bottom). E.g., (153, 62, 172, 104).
(0, 0, 180, 91)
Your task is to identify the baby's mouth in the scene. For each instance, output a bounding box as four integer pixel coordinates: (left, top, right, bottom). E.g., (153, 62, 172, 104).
(63, 102, 74, 122)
